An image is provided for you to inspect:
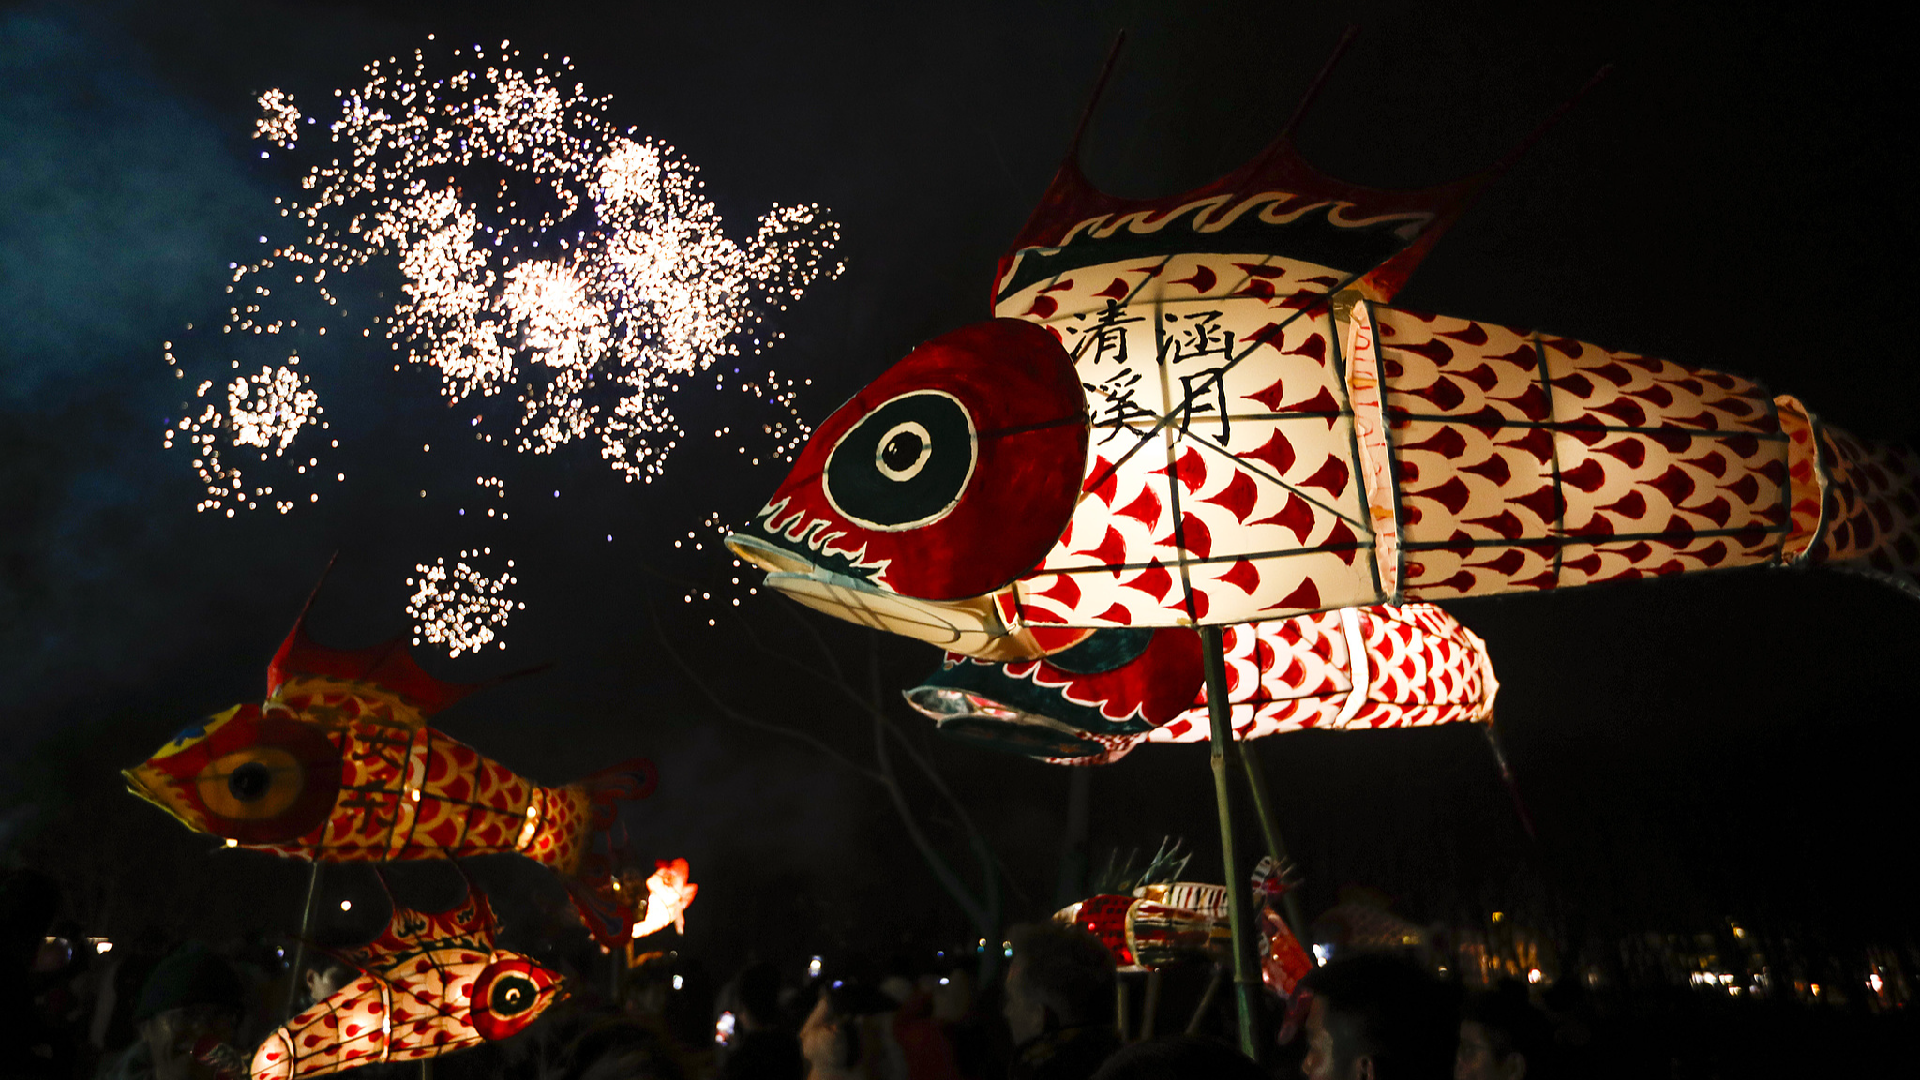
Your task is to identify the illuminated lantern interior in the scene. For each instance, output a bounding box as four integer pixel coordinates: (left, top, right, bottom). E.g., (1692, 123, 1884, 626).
(251, 889, 563, 1078)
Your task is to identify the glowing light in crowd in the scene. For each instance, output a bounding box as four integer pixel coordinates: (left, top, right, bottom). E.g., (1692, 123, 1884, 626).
(406, 549, 523, 656)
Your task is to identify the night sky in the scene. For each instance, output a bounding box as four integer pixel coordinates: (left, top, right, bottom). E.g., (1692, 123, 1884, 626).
(2, 0, 1913, 978)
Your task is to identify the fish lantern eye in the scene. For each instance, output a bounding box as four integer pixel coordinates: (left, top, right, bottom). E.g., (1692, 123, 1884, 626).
(189, 713, 341, 844)
(493, 975, 533, 1013)
(823, 391, 976, 531)
(227, 760, 273, 802)
(471, 957, 561, 1040)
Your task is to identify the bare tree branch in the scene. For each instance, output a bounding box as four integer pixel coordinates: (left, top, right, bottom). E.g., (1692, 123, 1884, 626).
(651, 596, 1021, 939)
(872, 696, 990, 931)
(652, 604, 887, 784)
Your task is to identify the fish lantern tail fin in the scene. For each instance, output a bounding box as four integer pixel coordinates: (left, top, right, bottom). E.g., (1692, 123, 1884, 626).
(564, 876, 630, 950)
(563, 757, 657, 948)
(580, 757, 658, 825)
(1780, 397, 1920, 596)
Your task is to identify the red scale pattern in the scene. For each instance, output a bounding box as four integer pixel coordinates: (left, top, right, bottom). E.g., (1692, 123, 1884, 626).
(1379, 307, 1794, 597)
(253, 702, 592, 875)
(252, 893, 562, 1078)
(1811, 425, 1920, 577)
(1016, 256, 1380, 628)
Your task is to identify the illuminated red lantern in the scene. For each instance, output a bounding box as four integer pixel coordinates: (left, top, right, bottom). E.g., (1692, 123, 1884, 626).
(252, 888, 563, 1078)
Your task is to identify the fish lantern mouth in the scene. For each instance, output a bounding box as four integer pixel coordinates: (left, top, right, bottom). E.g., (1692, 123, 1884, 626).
(725, 532, 1038, 659)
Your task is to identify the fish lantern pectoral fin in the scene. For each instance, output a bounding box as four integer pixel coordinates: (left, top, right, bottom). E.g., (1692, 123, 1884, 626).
(727, 318, 1088, 653)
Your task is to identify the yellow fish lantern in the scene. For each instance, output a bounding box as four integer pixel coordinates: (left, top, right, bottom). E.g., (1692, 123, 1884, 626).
(251, 886, 562, 1077)
(726, 64, 1918, 659)
(121, 585, 656, 947)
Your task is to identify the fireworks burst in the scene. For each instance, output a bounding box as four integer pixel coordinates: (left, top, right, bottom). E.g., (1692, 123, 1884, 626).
(169, 37, 842, 515)
(166, 38, 846, 654)
(406, 548, 522, 657)
(255, 89, 301, 149)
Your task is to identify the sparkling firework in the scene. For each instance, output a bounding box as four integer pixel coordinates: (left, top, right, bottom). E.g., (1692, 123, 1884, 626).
(406, 549, 522, 657)
(168, 37, 842, 514)
(166, 38, 845, 654)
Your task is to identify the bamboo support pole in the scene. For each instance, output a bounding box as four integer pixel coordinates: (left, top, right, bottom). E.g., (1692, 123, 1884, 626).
(1201, 625, 1260, 1059)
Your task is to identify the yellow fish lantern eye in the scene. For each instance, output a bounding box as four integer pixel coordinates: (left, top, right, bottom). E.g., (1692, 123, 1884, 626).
(196, 745, 309, 820)
(177, 707, 343, 845)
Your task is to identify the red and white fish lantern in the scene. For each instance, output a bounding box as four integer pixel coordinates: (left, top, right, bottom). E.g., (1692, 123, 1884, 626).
(908, 603, 1495, 764)
(1057, 878, 1311, 995)
(252, 888, 562, 1078)
(727, 75, 1918, 659)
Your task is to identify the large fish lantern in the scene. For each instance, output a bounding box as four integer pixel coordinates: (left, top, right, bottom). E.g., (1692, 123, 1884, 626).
(726, 79, 1918, 659)
(122, 591, 655, 946)
(252, 886, 562, 1077)
(907, 604, 1494, 764)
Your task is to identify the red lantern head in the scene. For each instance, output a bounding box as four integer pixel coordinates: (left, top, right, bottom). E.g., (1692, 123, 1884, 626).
(727, 318, 1088, 658)
(470, 956, 564, 1041)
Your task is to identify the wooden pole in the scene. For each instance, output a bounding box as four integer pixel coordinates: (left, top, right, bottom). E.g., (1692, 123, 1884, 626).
(1055, 767, 1093, 909)
(1237, 744, 1310, 943)
(282, 862, 323, 1021)
(1201, 625, 1259, 1059)
(1186, 964, 1225, 1035)
(1140, 968, 1161, 1042)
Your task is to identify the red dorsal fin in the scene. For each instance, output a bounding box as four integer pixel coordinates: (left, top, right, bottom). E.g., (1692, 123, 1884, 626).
(266, 557, 485, 719)
(351, 884, 498, 976)
(995, 35, 1609, 309)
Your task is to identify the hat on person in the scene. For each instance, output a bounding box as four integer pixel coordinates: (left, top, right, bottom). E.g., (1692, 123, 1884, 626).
(132, 941, 245, 1023)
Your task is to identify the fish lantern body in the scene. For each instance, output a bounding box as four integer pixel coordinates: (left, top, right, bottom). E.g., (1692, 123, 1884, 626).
(907, 603, 1496, 764)
(1056, 879, 1309, 994)
(730, 91, 1919, 659)
(122, 594, 655, 947)
(252, 890, 562, 1078)
(1057, 886, 1229, 970)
